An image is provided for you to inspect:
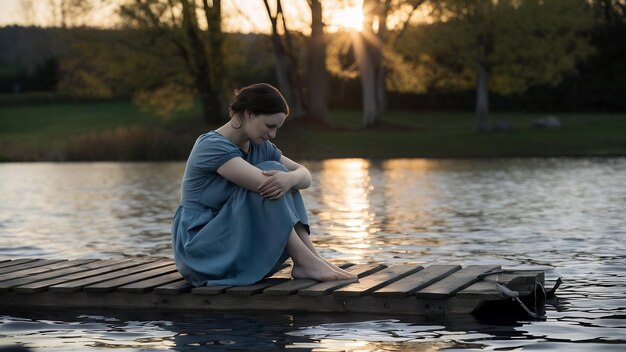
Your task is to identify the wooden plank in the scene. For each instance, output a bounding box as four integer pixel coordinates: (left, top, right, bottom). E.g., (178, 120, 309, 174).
(489, 270, 544, 285)
(192, 265, 294, 295)
(0, 260, 91, 284)
(263, 263, 355, 296)
(0, 288, 479, 316)
(0, 259, 39, 269)
(226, 278, 290, 296)
(192, 285, 232, 295)
(0, 288, 465, 316)
(334, 264, 424, 297)
(298, 263, 387, 296)
(0, 259, 106, 292)
(0, 261, 548, 317)
(456, 270, 544, 301)
(48, 259, 166, 292)
(0, 259, 66, 276)
(263, 278, 318, 296)
(118, 271, 185, 293)
(373, 265, 462, 298)
(484, 270, 544, 296)
(415, 265, 501, 299)
(83, 263, 177, 292)
(153, 279, 192, 295)
(455, 281, 501, 300)
(11, 259, 140, 293)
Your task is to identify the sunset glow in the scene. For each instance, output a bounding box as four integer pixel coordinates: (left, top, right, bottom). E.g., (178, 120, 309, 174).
(326, 4, 364, 32)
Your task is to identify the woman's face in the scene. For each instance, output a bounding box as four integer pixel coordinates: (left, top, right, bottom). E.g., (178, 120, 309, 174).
(243, 112, 287, 144)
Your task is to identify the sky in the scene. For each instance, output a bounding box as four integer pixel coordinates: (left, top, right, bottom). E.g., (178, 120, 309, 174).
(0, 0, 25, 25)
(0, 0, 368, 34)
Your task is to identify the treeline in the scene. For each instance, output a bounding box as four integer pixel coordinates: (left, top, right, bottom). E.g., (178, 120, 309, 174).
(0, 26, 276, 100)
(1, 9, 624, 114)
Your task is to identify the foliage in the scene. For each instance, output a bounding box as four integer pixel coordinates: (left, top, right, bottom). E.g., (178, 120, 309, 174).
(0, 0, 622, 117)
(400, 0, 595, 95)
(116, 0, 227, 123)
(55, 28, 193, 110)
(326, 31, 360, 80)
(133, 83, 195, 118)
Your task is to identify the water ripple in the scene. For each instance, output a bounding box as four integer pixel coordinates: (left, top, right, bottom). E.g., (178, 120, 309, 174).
(1, 158, 625, 351)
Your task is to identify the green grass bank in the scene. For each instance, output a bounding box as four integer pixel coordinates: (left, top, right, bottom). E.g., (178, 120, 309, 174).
(1, 99, 625, 161)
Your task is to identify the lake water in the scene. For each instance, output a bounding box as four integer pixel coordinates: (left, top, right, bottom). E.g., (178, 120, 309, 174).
(0, 158, 625, 351)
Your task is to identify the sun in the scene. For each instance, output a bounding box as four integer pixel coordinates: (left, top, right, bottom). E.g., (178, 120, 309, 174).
(327, 4, 364, 32)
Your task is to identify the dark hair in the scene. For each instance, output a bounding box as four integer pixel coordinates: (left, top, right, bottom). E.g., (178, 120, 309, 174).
(228, 83, 289, 121)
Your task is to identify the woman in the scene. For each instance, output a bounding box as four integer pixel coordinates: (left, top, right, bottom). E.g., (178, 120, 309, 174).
(172, 83, 356, 286)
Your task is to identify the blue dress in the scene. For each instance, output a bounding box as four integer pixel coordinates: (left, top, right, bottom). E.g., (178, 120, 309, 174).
(172, 131, 309, 287)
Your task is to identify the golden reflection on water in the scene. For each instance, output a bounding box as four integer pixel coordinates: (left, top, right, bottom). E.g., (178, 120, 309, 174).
(317, 159, 375, 261)
(382, 159, 433, 171)
(312, 159, 445, 262)
(381, 159, 444, 239)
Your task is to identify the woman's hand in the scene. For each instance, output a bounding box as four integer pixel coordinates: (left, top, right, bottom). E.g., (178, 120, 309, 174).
(258, 170, 295, 199)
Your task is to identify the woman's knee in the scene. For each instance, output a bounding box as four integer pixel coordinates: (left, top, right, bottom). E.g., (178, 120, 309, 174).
(255, 160, 288, 172)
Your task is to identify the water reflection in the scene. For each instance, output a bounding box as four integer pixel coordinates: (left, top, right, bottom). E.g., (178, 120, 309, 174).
(0, 310, 525, 351)
(380, 159, 444, 260)
(12, 309, 611, 351)
(0, 163, 181, 259)
(1, 159, 626, 351)
(315, 159, 376, 261)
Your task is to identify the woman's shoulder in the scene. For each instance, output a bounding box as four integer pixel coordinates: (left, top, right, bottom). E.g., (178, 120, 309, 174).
(197, 130, 221, 143)
(196, 131, 237, 149)
(189, 131, 243, 170)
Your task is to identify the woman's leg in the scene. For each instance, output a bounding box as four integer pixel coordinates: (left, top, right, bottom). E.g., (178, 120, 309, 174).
(286, 228, 354, 281)
(252, 161, 354, 281)
(293, 223, 356, 278)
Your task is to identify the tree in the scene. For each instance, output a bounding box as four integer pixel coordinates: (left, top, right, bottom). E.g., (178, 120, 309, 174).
(564, 0, 626, 110)
(261, 0, 330, 123)
(307, 0, 330, 122)
(119, 0, 227, 123)
(355, 0, 386, 128)
(402, 0, 594, 131)
(354, 0, 426, 128)
(262, 0, 306, 118)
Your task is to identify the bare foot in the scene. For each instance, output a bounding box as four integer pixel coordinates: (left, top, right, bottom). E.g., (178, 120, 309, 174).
(291, 259, 355, 281)
(307, 249, 357, 279)
(323, 260, 358, 280)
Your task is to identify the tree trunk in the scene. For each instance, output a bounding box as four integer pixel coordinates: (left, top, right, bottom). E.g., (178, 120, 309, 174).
(358, 0, 384, 128)
(474, 27, 491, 132)
(263, 0, 305, 118)
(202, 0, 227, 121)
(355, 32, 378, 128)
(475, 58, 490, 131)
(307, 0, 329, 122)
(270, 32, 300, 116)
(374, 0, 391, 115)
(181, 0, 222, 124)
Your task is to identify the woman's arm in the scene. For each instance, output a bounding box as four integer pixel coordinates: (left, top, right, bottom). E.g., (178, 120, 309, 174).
(216, 157, 271, 192)
(216, 155, 311, 199)
(275, 155, 312, 190)
(257, 155, 311, 199)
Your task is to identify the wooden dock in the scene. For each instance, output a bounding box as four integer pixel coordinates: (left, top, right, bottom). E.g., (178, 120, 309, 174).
(0, 258, 545, 317)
